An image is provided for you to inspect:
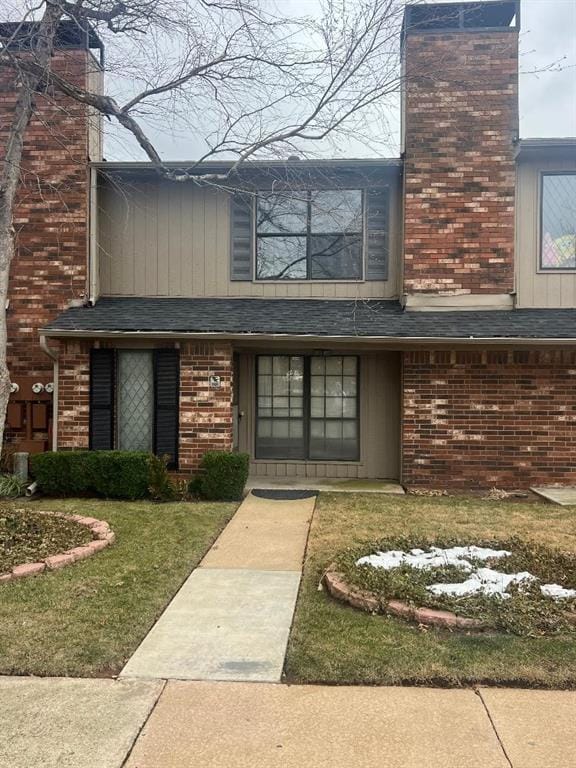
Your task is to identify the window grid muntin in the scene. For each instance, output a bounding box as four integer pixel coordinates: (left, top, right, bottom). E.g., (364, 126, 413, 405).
(256, 190, 364, 281)
(255, 354, 360, 461)
(539, 171, 576, 271)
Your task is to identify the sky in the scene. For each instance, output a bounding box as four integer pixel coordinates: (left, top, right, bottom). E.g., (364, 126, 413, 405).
(101, 0, 576, 160)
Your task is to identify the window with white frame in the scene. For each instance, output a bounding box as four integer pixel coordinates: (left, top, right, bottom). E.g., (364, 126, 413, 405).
(540, 173, 576, 270)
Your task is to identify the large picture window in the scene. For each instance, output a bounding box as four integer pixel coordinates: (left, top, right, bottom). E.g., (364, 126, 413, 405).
(256, 190, 363, 280)
(256, 355, 359, 461)
(540, 173, 576, 270)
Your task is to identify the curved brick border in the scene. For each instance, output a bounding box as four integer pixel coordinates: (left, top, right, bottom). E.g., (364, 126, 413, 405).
(0, 512, 115, 584)
(323, 565, 487, 631)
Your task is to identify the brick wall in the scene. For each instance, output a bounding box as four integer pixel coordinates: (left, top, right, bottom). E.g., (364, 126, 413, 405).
(56, 340, 234, 470)
(1, 50, 98, 375)
(179, 342, 234, 471)
(57, 339, 91, 449)
(402, 350, 576, 488)
(402, 30, 518, 295)
(0, 47, 100, 448)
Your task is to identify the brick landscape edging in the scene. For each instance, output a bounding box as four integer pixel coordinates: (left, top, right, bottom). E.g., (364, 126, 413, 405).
(322, 566, 487, 631)
(0, 512, 115, 584)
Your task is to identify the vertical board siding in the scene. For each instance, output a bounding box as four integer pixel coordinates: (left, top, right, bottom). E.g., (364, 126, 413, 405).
(238, 350, 400, 480)
(516, 156, 576, 308)
(98, 175, 401, 299)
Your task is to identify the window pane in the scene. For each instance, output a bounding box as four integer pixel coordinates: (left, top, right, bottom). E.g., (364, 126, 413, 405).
(259, 356, 272, 374)
(325, 397, 342, 417)
(258, 192, 307, 234)
(117, 350, 153, 452)
(311, 376, 324, 396)
(311, 357, 324, 375)
(311, 190, 362, 233)
(325, 357, 343, 375)
(257, 236, 307, 280)
(310, 396, 324, 417)
(325, 376, 343, 396)
(343, 375, 357, 396)
(257, 356, 305, 459)
(309, 420, 358, 460)
(342, 398, 357, 418)
(308, 356, 358, 460)
(309, 235, 362, 280)
(541, 174, 576, 269)
(343, 356, 356, 375)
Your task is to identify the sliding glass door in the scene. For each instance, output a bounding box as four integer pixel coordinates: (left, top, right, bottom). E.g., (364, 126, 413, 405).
(256, 355, 359, 461)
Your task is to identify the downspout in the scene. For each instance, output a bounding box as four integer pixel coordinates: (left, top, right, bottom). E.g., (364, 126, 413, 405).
(40, 334, 59, 451)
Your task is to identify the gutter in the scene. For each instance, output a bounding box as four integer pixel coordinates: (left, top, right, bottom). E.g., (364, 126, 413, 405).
(39, 335, 59, 451)
(39, 329, 576, 347)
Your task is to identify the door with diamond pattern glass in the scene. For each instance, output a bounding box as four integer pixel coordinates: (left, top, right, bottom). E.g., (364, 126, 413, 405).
(117, 350, 154, 451)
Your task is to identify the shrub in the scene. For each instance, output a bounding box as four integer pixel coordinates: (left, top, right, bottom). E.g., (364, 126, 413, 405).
(148, 454, 178, 502)
(31, 451, 150, 500)
(31, 451, 94, 496)
(192, 451, 250, 501)
(90, 451, 150, 500)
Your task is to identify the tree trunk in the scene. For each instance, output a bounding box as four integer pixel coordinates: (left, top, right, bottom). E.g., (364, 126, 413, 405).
(0, 1, 63, 458)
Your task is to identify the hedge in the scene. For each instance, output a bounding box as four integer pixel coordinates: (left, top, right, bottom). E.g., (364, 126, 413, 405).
(191, 451, 250, 501)
(31, 451, 150, 500)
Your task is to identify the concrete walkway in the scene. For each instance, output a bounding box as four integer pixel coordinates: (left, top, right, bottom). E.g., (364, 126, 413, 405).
(3, 678, 576, 768)
(128, 682, 576, 768)
(120, 492, 315, 682)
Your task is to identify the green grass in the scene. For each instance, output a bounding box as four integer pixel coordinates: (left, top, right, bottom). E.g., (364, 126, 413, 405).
(0, 498, 236, 677)
(285, 492, 576, 688)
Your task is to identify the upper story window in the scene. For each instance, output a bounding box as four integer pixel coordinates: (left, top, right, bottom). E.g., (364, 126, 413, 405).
(540, 173, 576, 270)
(256, 190, 363, 280)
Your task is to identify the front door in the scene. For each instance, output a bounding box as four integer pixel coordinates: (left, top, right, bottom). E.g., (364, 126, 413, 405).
(255, 354, 359, 462)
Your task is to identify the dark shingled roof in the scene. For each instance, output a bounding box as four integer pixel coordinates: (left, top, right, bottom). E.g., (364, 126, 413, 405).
(44, 298, 576, 340)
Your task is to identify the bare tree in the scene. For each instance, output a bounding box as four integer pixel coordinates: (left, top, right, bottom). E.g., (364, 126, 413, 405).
(0, 0, 405, 452)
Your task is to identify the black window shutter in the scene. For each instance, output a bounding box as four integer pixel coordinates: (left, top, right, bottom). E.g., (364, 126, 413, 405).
(230, 191, 254, 281)
(154, 349, 180, 468)
(365, 187, 390, 281)
(89, 349, 115, 450)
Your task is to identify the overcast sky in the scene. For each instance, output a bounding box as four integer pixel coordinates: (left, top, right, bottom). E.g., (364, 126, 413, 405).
(104, 0, 576, 161)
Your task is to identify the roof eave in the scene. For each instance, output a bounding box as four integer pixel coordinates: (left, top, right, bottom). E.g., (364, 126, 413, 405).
(39, 329, 576, 346)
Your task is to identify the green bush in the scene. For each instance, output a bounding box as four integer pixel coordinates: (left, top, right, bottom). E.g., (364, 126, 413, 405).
(30, 451, 94, 496)
(148, 454, 178, 502)
(31, 451, 150, 500)
(191, 451, 249, 501)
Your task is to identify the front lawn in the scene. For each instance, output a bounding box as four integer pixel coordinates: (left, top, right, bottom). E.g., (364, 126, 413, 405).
(285, 492, 576, 688)
(0, 499, 236, 677)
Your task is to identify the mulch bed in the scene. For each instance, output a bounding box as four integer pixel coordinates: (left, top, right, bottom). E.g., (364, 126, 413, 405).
(0, 508, 92, 572)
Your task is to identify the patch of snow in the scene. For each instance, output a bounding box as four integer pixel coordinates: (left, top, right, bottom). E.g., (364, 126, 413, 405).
(356, 545, 576, 601)
(356, 545, 511, 573)
(428, 568, 536, 599)
(541, 584, 576, 599)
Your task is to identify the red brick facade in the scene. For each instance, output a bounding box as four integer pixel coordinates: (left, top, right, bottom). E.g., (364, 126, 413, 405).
(56, 339, 234, 471)
(402, 29, 518, 295)
(1, 47, 101, 449)
(179, 341, 234, 471)
(57, 339, 91, 449)
(402, 350, 576, 489)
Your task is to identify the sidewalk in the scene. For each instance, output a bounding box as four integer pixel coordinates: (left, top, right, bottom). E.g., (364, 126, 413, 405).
(3, 677, 575, 768)
(120, 491, 315, 682)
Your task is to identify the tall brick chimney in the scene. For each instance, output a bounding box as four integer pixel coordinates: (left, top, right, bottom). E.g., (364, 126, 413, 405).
(0, 20, 103, 452)
(401, 1, 519, 309)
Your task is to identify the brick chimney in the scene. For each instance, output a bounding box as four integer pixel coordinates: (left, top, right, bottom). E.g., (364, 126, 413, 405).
(401, 1, 519, 309)
(0, 20, 103, 451)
